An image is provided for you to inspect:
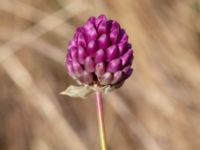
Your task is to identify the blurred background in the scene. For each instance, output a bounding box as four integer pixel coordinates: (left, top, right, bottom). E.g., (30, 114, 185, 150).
(0, 0, 200, 150)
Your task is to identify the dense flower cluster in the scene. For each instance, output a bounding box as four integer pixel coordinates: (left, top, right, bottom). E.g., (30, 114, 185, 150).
(66, 15, 133, 87)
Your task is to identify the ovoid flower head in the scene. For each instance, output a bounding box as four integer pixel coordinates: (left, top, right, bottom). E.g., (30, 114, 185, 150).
(66, 15, 134, 89)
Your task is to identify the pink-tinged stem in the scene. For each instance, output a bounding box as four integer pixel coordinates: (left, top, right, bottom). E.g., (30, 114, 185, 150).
(96, 91, 108, 150)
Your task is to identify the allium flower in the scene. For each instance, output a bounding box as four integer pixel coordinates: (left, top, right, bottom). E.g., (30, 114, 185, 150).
(66, 15, 134, 89)
(62, 15, 135, 150)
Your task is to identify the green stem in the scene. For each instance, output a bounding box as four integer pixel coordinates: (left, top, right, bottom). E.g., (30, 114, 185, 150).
(96, 91, 107, 150)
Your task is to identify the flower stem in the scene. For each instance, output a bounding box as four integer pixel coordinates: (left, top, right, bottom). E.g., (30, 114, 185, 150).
(96, 91, 107, 150)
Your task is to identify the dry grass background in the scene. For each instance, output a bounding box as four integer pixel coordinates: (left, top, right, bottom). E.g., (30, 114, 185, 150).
(0, 0, 200, 150)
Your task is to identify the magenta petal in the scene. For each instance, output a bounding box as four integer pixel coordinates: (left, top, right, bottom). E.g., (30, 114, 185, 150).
(120, 34, 128, 43)
(106, 45, 119, 61)
(68, 39, 77, 50)
(110, 21, 120, 32)
(86, 27, 98, 41)
(95, 62, 105, 77)
(77, 33, 86, 47)
(70, 47, 78, 61)
(98, 20, 108, 35)
(125, 43, 132, 49)
(119, 29, 128, 43)
(88, 16, 96, 24)
(121, 49, 133, 66)
(84, 57, 95, 72)
(118, 42, 127, 55)
(95, 49, 106, 63)
(111, 71, 123, 84)
(98, 34, 109, 50)
(99, 72, 113, 85)
(95, 15, 107, 28)
(121, 43, 132, 59)
(123, 66, 133, 79)
(107, 58, 122, 73)
(84, 21, 93, 31)
(84, 17, 96, 30)
(78, 46, 86, 64)
(82, 71, 93, 84)
(87, 40, 97, 56)
(72, 61, 83, 76)
(109, 29, 119, 44)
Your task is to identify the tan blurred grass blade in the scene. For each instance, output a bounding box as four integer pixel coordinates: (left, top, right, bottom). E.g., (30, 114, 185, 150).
(1, 55, 88, 150)
(0, 0, 90, 63)
(108, 93, 163, 150)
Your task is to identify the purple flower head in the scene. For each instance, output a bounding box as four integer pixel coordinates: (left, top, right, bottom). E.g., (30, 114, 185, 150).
(66, 15, 134, 88)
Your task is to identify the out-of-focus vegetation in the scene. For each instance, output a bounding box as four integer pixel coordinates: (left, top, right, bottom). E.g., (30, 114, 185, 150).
(0, 0, 200, 150)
